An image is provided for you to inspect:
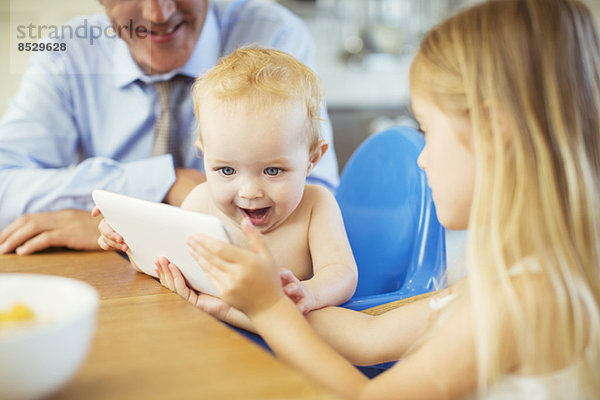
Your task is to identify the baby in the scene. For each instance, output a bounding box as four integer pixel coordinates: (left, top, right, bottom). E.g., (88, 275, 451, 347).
(95, 48, 357, 328)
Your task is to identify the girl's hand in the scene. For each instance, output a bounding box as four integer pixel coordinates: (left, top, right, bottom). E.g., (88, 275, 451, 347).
(186, 218, 284, 317)
(280, 269, 317, 314)
(154, 256, 232, 321)
(91, 206, 128, 252)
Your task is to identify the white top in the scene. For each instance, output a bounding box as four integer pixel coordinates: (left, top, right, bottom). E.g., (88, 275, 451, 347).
(428, 293, 457, 310)
(429, 290, 595, 399)
(470, 362, 596, 399)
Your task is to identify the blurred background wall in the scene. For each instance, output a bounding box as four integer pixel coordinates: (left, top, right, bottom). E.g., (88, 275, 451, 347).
(1, 0, 600, 171)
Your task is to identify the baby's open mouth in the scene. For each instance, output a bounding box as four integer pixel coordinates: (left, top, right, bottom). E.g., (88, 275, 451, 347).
(240, 207, 271, 225)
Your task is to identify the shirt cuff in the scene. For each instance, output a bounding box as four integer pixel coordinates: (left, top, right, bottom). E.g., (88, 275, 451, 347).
(122, 155, 176, 202)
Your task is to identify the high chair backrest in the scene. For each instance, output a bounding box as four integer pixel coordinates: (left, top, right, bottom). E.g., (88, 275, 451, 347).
(336, 126, 446, 311)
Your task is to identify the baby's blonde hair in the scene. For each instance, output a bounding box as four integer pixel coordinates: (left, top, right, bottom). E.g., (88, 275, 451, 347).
(192, 47, 323, 149)
(411, 0, 600, 395)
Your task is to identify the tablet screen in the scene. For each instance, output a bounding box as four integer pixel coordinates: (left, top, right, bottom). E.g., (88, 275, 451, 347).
(92, 189, 235, 296)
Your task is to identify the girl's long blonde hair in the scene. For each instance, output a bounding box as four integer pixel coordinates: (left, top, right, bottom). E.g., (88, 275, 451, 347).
(411, 0, 600, 394)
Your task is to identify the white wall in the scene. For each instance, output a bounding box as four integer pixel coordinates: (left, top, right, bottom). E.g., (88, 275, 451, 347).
(1, 0, 600, 114)
(1, 0, 104, 114)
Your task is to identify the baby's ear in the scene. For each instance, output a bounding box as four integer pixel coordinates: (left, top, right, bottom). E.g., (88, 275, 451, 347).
(195, 138, 204, 152)
(306, 140, 328, 176)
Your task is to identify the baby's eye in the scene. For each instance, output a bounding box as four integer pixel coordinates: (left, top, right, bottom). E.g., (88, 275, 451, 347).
(218, 167, 236, 176)
(264, 167, 283, 176)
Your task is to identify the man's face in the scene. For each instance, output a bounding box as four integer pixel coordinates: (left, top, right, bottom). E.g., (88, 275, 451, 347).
(102, 0, 209, 74)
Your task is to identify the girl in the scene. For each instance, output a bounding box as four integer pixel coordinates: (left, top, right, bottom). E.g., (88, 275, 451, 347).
(172, 0, 600, 398)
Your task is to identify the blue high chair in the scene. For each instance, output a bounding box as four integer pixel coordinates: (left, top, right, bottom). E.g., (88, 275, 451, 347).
(230, 126, 447, 377)
(337, 126, 447, 311)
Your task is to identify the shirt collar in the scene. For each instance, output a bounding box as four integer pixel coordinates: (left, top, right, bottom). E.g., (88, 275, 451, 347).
(179, 7, 220, 79)
(112, 4, 220, 88)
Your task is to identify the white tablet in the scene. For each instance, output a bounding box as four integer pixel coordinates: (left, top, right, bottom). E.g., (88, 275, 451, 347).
(92, 189, 236, 296)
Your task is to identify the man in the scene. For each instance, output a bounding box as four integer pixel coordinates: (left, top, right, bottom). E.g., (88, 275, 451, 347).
(0, 0, 339, 255)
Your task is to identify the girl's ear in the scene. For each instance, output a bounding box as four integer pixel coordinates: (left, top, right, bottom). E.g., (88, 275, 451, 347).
(482, 100, 512, 146)
(306, 140, 328, 176)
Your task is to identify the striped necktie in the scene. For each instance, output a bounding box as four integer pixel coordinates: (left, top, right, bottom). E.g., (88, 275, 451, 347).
(152, 79, 174, 156)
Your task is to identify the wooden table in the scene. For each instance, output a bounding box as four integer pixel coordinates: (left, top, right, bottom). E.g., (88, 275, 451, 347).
(1, 250, 338, 400)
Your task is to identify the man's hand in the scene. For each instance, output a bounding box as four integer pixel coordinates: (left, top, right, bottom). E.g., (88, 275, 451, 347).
(164, 168, 205, 206)
(0, 209, 102, 255)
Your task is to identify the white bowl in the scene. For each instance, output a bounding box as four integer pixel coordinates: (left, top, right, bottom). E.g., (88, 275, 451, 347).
(0, 274, 99, 400)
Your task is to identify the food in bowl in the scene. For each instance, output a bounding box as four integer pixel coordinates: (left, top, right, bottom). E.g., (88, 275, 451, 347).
(0, 274, 99, 400)
(0, 304, 35, 327)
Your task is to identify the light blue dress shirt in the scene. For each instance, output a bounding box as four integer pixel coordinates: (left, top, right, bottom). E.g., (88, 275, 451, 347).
(0, 0, 339, 229)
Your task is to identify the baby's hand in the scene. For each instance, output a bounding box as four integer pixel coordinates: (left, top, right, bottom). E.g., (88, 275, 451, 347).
(154, 256, 232, 321)
(91, 206, 128, 252)
(91, 206, 141, 272)
(280, 269, 316, 314)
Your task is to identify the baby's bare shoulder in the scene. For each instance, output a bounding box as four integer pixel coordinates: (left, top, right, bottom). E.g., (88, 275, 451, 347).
(302, 184, 336, 205)
(297, 185, 342, 227)
(180, 182, 210, 211)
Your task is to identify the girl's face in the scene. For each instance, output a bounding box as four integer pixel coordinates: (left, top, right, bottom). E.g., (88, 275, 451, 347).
(412, 92, 475, 230)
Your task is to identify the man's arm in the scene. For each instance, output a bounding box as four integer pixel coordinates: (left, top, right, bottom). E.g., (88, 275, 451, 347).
(0, 42, 203, 253)
(0, 166, 204, 255)
(0, 42, 184, 221)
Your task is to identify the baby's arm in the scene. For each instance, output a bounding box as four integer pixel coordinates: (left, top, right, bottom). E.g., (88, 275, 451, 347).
(290, 186, 358, 312)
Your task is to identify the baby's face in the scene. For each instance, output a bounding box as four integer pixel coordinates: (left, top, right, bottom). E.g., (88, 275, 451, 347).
(199, 99, 312, 233)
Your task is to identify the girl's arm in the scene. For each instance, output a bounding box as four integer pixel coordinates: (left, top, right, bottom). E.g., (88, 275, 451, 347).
(305, 291, 443, 366)
(157, 249, 459, 366)
(253, 290, 479, 400)
(187, 221, 498, 399)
